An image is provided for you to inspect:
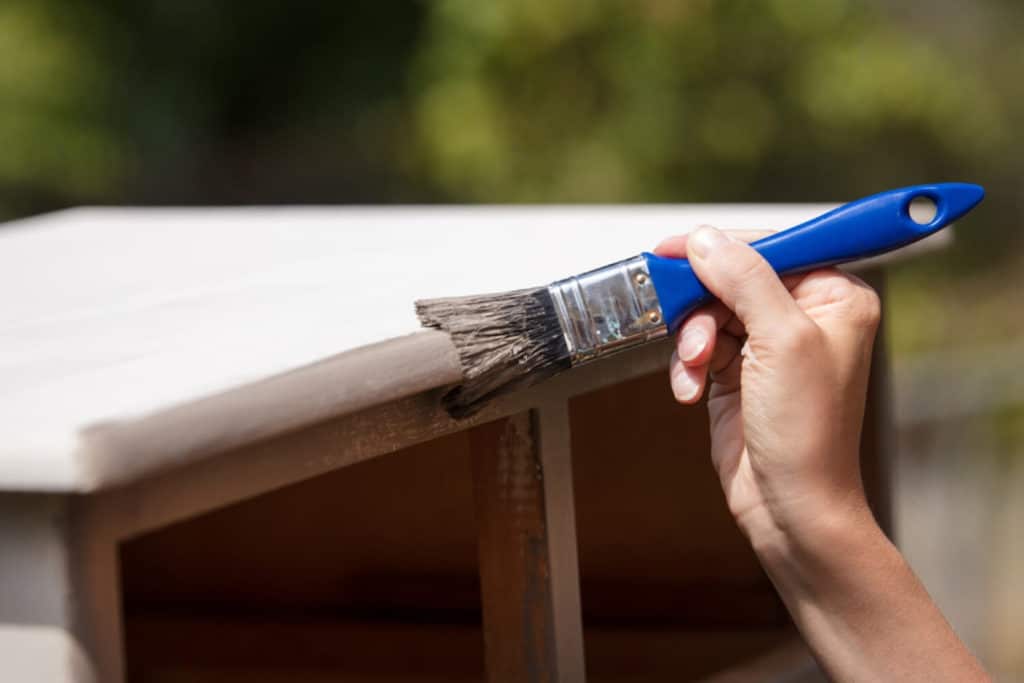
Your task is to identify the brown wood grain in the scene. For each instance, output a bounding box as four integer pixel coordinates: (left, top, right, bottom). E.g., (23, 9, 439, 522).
(77, 330, 463, 490)
(122, 613, 799, 683)
(89, 338, 673, 543)
(569, 371, 779, 599)
(536, 400, 586, 681)
(112, 333, 891, 682)
(471, 413, 558, 682)
(119, 431, 480, 615)
(68, 498, 126, 683)
(125, 614, 485, 682)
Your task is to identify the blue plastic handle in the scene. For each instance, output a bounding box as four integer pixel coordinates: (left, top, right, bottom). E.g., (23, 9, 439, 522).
(643, 182, 985, 333)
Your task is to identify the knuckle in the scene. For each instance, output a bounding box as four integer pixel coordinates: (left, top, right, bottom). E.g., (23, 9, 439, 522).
(826, 274, 859, 300)
(825, 274, 882, 330)
(846, 284, 882, 329)
(860, 287, 882, 324)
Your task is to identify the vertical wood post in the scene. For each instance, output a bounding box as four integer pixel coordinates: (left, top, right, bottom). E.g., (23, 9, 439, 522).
(471, 405, 585, 682)
(536, 400, 586, 682)
(69, 500, 127, 683)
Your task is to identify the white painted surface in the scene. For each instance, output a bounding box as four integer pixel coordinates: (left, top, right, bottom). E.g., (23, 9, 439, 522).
(0, 495, 98, 681)
(0, 204, 935, 491)
(0, 625, 92, 682)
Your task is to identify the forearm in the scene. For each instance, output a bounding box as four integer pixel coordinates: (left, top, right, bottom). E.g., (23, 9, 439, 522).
(665, 229, 987, 679)
(750, 505, 989, 682)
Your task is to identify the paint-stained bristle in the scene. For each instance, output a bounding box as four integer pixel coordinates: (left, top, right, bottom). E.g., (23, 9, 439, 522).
(416, 287, 571, 418)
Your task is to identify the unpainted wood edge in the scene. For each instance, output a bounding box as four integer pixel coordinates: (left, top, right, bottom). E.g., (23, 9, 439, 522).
(73, 330, 463, 492)
(87, 338, 673, 541)
(471, 413, 557, 681)
(66, 498, 126, 682)
(535, 399, 586, 683)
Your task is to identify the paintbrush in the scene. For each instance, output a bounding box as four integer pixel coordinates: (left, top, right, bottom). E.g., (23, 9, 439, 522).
(417, 183, 984, 418)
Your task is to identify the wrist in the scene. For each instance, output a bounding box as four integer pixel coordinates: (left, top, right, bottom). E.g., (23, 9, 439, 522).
(740, 492, 885, 586)
(739, 491, 991, 683)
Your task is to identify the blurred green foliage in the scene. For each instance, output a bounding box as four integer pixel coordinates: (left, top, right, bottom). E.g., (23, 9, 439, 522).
(1, 0, 1022, 357)
(411, 0, 1021, 207)
(0, 2, 124, 208)
(993, 402, 1024, 459)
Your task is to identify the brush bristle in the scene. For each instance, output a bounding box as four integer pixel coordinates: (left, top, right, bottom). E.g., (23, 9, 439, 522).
(416, 287, 571, 418)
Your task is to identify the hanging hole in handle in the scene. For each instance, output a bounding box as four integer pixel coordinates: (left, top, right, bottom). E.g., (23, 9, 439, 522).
(909, 196, 938, 225)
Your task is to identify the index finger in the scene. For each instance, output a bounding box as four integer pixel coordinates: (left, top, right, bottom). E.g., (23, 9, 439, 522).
(655, 228, 807, 293)
(657, 228, 774, 368)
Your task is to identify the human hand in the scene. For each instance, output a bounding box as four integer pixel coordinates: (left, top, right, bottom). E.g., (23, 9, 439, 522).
(655, 226, 882, 550)
(656, 226, 991, 681)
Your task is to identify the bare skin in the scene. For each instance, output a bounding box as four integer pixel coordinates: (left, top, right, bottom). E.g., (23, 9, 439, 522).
(657, 226, 990, 682)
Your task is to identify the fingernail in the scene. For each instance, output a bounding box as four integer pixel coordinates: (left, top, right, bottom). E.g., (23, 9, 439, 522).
(671, 370, 701, 402)
(679, 328, 707, 362)
(689, 226, 729, 259)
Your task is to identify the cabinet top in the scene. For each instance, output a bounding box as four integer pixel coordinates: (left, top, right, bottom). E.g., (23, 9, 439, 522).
(0, 204, 945, 491)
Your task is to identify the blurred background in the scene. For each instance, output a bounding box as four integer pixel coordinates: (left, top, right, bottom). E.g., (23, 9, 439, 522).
(1, 0, 1021, 677)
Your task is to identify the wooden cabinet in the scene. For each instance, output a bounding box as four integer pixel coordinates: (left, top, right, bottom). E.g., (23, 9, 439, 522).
(0, 206, 922, 681)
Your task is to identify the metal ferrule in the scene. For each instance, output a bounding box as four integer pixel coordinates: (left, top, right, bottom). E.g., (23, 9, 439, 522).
(548, 255, 668, 365)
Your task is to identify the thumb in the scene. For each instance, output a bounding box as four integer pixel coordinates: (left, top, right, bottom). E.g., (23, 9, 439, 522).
(687, 226, 806, 338)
